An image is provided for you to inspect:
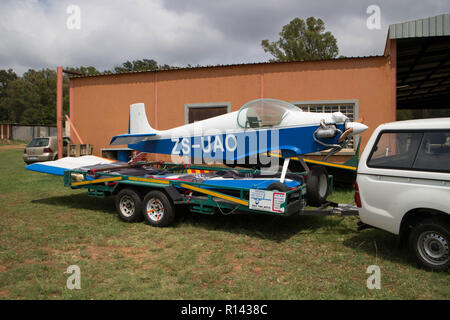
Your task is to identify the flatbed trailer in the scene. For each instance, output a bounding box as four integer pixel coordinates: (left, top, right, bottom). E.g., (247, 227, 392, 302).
(63, 162, 358, 227)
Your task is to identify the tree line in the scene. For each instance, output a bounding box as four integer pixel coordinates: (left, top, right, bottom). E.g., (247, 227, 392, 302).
(0, 17, 339, 126)
(0, 59, 177, 125)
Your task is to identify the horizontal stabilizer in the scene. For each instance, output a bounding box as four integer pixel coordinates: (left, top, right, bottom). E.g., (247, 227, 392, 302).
(110, 133, 157, 145)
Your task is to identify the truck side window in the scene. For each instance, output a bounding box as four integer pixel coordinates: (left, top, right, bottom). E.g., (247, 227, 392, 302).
(367, 132, 423, 169)
(413, 130, 450, 172)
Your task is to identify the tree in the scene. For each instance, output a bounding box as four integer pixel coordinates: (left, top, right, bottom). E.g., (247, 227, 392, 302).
(2, 77, 32, 123)
(0, 68, 69, 125)
(114, 59, 159, 73)
(0, 59, 177, 126)
(261, 17, 339, 62)
(0, 69, 18, 122)
(113, 59, 178, 73)
(65, 66, 102, 76)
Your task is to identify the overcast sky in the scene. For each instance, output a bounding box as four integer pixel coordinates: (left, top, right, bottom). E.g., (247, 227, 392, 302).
(0, 0, 448, 74)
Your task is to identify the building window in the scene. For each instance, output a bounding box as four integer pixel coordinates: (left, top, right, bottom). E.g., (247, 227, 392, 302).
(293, 100, 358, 151)
(185, 103, 231, 124)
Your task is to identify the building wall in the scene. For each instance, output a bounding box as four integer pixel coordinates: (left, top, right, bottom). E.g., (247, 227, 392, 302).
(71, 57, 394, 159)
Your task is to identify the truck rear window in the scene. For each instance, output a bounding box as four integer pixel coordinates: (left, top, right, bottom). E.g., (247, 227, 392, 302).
(367, 130, 450, 173)
(413, 131, 450, 172)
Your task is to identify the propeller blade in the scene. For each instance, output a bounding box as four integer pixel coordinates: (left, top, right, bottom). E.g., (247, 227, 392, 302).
(339, 127, 353, 142)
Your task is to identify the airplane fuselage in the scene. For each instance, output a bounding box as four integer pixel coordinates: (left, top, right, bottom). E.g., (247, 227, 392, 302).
(110, 99, 368, 164)
(128, 110, 346, 162)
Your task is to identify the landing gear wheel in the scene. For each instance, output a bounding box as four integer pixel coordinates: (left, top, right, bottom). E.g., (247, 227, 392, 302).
(115, 188, 143, 222)
(142, 190, 175, 227)
(266, 182, 290, 192)
(409, 219, 450, 271)
(306, 166, 329, 207)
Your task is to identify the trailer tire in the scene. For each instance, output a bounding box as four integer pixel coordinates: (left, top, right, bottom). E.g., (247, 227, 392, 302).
(306, 166, 329, 207)
(115, 188, 143, 222)
(267, 182, 290, 192)
(142, 190, 175, 227)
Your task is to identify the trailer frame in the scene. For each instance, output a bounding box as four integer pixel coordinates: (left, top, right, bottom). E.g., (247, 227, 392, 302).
(63, 162, 358, 226)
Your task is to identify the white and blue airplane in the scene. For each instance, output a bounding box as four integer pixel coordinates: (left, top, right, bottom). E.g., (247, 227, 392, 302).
(110, 98, 368, 163)
(25, 98, 367, 197)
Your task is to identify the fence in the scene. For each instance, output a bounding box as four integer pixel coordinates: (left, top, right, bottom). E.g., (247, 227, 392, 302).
(0, 124, 12, 139)
(0, 124, 58, 141)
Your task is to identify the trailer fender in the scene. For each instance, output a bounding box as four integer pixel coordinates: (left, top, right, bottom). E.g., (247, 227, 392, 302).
(164, 185, 183, 202)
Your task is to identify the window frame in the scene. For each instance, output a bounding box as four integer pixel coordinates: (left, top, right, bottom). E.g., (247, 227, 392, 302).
(291, 99, 359, 154)
(367, 129, 450, 174)
(184, 102, 231, 124)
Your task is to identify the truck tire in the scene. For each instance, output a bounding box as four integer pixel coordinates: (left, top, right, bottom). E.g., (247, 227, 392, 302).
(142, 190, 175, 227)
(306, 166, 329, 207)
(115, 188, 143, 222)
(409, 218, 450, 271)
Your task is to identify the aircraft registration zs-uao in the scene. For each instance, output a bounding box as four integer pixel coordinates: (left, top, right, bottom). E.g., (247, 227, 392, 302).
(110, 98, 368, 164)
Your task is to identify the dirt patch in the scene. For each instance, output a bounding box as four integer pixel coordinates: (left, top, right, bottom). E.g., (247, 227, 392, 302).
(253, 266, 263, 275)
(0, 290, 10, 298)
(196, 250, 212, 264)
(51, 245, 151, 263)
(0, 144, 25, 150)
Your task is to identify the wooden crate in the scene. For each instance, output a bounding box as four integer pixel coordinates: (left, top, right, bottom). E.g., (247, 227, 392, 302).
(69, 144, 93, 157)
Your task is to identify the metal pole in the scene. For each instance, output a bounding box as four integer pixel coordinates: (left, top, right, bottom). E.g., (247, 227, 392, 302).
(154, 72, 158, 129)
(280, 158, 290, 183)
(260, 66, 264, 99)
(56, 66, 63, 159)
(390, 39, 397, 121)
(65, 115, 83, 144)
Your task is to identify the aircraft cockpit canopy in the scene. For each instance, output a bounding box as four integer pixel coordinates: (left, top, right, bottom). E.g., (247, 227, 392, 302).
(237, 98, 300, 128)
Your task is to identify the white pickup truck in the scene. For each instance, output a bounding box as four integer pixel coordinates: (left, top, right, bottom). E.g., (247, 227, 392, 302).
(356, 118, 450, 271)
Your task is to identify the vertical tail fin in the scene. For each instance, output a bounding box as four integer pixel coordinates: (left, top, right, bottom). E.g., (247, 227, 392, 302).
(110, 103, 158, 145)
(128, 103, 157, 134)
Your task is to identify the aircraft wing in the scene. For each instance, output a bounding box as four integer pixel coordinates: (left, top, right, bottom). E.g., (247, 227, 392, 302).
(25, 155, 118, 176)
(110, 133, 157, 145)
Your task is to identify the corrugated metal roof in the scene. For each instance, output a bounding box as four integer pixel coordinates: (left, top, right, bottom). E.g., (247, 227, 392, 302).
(69, 55, 384, 79)
(389, 13, 450, 39)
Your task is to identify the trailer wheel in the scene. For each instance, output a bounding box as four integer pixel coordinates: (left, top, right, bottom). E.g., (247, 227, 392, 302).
(115, 188, 143, 222)
(142, 190, 175, 227)
(306, 166, 329, 207)
(409, 219, 450, 271)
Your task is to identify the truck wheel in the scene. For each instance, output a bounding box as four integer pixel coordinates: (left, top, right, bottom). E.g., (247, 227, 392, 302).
(142, 190, 175, 227)
(409, 219, 450, 271)
(306, 166, 329, 207)
(267, 182, 290, 192)
(115, 188, 143, 222)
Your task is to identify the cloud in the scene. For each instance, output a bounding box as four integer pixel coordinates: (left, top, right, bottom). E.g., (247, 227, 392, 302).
(0, 0, 226, 73)
(0, 0, 448, 74)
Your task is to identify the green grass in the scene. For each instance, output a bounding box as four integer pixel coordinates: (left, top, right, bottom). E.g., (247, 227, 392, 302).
(0, 148, 448, 299)
(0, 139, 27, 146)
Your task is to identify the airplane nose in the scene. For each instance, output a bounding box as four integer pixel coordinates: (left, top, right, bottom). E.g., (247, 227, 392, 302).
(346, 122, 368, 134)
